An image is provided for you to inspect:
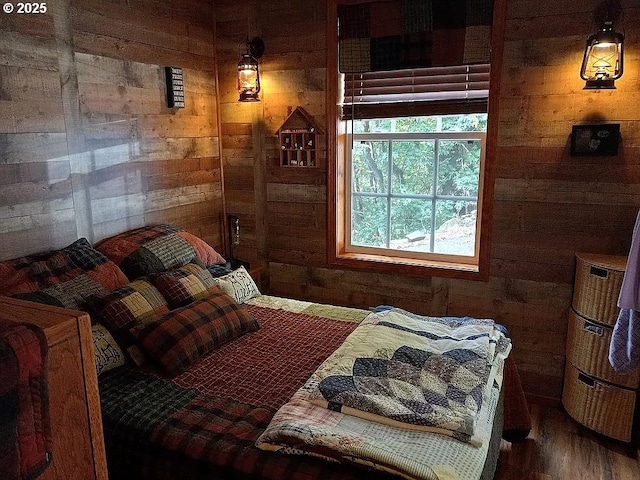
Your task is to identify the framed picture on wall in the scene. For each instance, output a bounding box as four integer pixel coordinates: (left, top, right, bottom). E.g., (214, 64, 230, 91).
(570, 124, 620, 156)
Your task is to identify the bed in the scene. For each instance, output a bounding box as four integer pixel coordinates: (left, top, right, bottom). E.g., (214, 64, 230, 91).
(0, 224, 527, 480)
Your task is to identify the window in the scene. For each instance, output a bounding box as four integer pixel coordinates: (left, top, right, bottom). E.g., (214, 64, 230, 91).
(327, 0, 505, 279)
(346, 115, 486, 265)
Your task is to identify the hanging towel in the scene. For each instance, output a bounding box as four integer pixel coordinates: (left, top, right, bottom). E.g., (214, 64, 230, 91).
(609, 210, 640, 373)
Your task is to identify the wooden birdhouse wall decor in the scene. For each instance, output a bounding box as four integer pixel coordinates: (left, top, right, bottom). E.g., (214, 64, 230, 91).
(276, 107, 323, 167)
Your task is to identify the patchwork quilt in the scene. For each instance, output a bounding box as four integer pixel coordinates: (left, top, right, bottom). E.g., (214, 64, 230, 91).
(95, 224, 225, 280)
(307, 309, 510, 444)
(257, 309, 511, 480)
(0, 238, 129, 309)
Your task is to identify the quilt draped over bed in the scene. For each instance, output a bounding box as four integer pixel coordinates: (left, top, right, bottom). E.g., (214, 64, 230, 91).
(308, 309, 510, 444)
(257, 308, 511, 480)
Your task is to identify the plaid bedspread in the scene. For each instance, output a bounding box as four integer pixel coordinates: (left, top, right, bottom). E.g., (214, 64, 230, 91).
(0, 319, 51, 480)
(99, 305, 396, 480)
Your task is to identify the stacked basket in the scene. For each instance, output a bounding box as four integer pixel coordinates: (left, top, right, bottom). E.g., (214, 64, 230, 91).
(562, 253, 638, 442)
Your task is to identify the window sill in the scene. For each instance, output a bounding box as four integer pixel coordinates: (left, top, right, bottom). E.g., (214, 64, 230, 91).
(329, 251, 488, 281)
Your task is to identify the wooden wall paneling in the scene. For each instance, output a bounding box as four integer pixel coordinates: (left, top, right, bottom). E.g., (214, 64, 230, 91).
(267, 183, 326, 204)
(73, 0, 192, 53)
(70, 0, 215, 73)
(0, 30, 59, 71)
(0, 4, 77, 260)
(0, 7, 56, 36)
(72, 11, 222, 244)
(252, 104, 269, 274)
(495, 146, 640, 181)
(2, 0, 223, 260)
(214, 0, 264, 266)
(266, 200, 325, 223)
(266, 166, 327, 187)
(126, 0, 215, 30)
(0, 132, 69, 164)
(53, 0, 95, 243)
(0, 67, 65, 133)
(267, 262, 449, 315)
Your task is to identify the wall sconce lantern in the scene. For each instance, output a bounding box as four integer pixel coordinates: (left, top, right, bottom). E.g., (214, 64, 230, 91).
(237, 37, 265, 102)
(580, 0, 624, 89)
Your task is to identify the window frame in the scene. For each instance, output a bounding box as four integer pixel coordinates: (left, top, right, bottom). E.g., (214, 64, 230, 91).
(326, 0, 506, 281)
(345, 128, 486, 267)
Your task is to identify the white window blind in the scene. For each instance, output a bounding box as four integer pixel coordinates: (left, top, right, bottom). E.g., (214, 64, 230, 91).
(341, 63, 490, 120)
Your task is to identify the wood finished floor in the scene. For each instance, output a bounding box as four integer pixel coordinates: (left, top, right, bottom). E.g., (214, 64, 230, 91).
(495, 403, 640, 480)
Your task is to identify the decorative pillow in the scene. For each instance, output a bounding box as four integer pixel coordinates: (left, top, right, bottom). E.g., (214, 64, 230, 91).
(91, 324, 125, 376)
(90, 279, 169, 365)
(95, 224, 225, 280)
(14, 275, 107, 310)
(211, 266, 260, 304)
(0, 238, 129, 310)
(177, 231, 225, 266)
(132, 287, 260, 376)
(149, 263, 216, 309)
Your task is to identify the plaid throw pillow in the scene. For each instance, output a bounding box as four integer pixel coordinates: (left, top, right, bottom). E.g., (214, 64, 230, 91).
(95, 224, 225, 280)
(90, 279, 169, 365)
(13, 275, 107, 310)
(149, 263, 216, 309)
(133, 287, 260, 376)
(1, 238, 129, 309)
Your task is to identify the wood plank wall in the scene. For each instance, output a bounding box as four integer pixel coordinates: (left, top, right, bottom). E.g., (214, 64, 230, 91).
(0, 0, 223, 261)
(217, 0, 640, 402)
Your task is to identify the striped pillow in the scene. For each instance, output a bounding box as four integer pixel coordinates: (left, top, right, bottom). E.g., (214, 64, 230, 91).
(132, 287, 259, 376)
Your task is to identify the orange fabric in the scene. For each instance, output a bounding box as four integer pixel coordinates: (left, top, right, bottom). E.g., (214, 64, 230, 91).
(177, 232, 225, 266)
(87, 262, 130, 291)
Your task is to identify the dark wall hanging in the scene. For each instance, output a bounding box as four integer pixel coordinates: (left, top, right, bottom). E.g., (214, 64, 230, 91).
(570, 124, 620, 156)
(165, 66, 185, 108)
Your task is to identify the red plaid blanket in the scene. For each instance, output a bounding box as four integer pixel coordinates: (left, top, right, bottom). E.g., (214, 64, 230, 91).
(99, 305, 397, 480)
(0, 319, 51, 480)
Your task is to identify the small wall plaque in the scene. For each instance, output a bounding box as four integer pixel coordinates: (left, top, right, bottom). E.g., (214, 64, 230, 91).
(165, 66, 185, 108)
(570, 124, 620, 156)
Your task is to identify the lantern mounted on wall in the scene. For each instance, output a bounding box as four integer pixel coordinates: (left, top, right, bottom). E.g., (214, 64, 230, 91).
(237, 37, 265, 102)
(580, 0, 624, 90)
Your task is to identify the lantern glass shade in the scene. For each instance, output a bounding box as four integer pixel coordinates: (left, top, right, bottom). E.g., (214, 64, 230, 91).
(580, 27, 624, 89)
(237, 53, 260, 102)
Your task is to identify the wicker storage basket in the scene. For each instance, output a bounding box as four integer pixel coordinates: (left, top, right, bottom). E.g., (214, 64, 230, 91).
(566, 309, 640, 389)
(562, 362, 636, 442)
(572, 253, 627, 326)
